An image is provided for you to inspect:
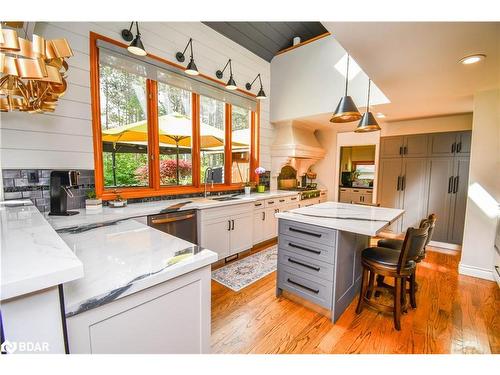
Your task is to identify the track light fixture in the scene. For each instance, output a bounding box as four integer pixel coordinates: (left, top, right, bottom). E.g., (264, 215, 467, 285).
(330, 54, 361, 123)
(121, 22, 147, 56)
(245, 73, 267, 100)
(355, 79, 381, 133)
(175, 38, 199, 76)
(216, 59, 237, 90)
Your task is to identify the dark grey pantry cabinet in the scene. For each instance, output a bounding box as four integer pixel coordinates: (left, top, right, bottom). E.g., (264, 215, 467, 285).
(378, 131, 471, 244)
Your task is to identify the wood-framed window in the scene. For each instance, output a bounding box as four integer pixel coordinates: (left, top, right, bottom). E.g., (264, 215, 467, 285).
(89, 32, 260, 200)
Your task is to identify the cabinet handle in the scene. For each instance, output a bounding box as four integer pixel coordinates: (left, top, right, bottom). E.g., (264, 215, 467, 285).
(289, 227, 322, 238)
(254, 202, 262, 207)
(291, 197, 297, 201)
(397, 176, 401, 191)
(448, 176, 453, 193)
(401, 175, 406, 191)
(279, 199, 285, 202)
(268, 201, 274, 204)
(150, 214, 194, 224)
(288, 242, 321, 254)
(399, 146, 403, 155)
(288, 258, 320, 271)
(275, 208, 280, 213)
(457, 141, 462, 153)
(227, 220, 231, 231)
(404, 146, 408, 155)
(451, 142, 456, 153)
(262, 211, 265, 221)
(453, 176, 459, 194)
(287, 278, 319, 294)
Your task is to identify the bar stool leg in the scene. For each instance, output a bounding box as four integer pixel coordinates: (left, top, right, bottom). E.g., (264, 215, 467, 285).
(394, 277, 402, 331)
(366, 270, 375, 299)
(356, 267, 369, 314)
(409, 272, 417, 308)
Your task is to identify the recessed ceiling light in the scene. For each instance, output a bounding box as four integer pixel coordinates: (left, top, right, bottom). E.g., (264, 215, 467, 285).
(376, 112, 386, 118)
(459, 54, 486, 65)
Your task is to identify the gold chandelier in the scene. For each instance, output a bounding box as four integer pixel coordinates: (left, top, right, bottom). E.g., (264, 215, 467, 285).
(0, 23, 73, 113)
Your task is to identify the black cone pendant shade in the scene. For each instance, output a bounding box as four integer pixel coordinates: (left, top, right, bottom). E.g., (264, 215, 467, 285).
(126, 22, 147, 56)
(330, 54, 361, 123)
(185, 58, 199, 76)
(256, 86, 267, 99)
(176, 38, 199, 76)
(355, 79, 381, 133)
(226, 75, 237, 90)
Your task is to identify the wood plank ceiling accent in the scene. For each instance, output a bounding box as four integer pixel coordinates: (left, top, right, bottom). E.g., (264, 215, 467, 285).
(202, 22, 329, 62)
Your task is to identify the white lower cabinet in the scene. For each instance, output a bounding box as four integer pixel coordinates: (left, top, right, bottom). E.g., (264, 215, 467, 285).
(200, 217, 231, 258)
(230, 213, 253, 254)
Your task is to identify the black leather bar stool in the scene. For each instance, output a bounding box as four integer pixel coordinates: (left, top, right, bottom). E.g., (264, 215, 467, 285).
(356, 224, 429, 330)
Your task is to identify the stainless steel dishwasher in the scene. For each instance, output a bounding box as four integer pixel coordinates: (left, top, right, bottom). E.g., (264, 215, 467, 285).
(147, 209, 197, 244)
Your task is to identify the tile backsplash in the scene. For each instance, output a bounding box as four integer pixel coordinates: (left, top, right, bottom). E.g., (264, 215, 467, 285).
(2, 169, 95, 213)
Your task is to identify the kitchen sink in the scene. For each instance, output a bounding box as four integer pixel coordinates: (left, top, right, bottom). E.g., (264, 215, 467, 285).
(210, 196, 241, 201)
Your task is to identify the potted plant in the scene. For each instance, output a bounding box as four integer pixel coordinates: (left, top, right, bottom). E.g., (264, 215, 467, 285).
(109, 190, 127, 208)
(255, 167, 266, 193)
(85, 189, 102, 211)
(244, 181, 252, 195)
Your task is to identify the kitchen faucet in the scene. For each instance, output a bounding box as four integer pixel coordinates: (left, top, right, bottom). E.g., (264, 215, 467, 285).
(204, 167, 214, 198)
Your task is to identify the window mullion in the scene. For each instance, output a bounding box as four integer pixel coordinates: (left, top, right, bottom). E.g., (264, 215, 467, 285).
(147, 79, 160, 190)
(192, 93, 201, 188)
(225, 103, 232, 185)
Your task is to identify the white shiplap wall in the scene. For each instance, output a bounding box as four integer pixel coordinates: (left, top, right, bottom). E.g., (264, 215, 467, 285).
(0, 22, 272, 171)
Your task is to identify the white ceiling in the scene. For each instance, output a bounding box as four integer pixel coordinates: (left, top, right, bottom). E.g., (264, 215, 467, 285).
(322, 22, 500, 122)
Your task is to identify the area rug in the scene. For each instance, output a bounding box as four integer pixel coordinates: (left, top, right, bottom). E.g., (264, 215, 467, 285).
(211, 245, 278, 292)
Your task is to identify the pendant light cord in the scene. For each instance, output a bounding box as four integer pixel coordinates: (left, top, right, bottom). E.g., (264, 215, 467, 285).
(345, 54, 350, 96)
(366, 79, 371, 110)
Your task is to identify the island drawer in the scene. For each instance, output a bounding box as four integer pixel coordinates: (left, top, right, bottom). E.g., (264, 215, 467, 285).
(278, 265, 333, 309)
(278, 248, 334, 281)
(279, 233, 335, 264)
(279, 219, 336, 247)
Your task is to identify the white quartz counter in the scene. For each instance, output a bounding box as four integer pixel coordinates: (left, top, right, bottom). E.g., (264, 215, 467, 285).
(276, 202, 404, 237)
(0, 202, 83, 301)
(59, 219, 217, 316)
(46, 190, 298, 230)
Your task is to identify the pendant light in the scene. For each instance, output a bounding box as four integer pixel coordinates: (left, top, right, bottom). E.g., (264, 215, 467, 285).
(355, 79, 381, 133)
(121, 22, 147, 56)
(245, 73, 267, 100)
(175, 38, 199, 76)
(216, 59, 237, 90)
(330, 54, 361, 123)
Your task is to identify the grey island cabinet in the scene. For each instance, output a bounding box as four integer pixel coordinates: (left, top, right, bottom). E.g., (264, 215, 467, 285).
(275, 202, 404, 322)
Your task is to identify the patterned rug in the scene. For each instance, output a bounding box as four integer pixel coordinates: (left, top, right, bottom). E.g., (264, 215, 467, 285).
(211, 245, 278, 292)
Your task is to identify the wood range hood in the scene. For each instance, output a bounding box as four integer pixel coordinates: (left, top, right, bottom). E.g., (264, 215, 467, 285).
(271, 120, 326, 177)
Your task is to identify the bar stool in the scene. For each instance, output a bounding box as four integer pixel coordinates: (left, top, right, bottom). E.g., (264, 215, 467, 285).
(375, 214, 437, 299)
(356, 224, 429, 330)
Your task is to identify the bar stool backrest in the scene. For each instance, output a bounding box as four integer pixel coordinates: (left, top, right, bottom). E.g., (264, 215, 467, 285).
(419, 213, 437, 248)
(397, 224, 429, 274)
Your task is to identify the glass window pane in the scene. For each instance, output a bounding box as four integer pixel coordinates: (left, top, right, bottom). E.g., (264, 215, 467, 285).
(157, 82, 192, 186)
(231, 106, 251, 184)
(200, 96, 225, 183)
(100, 63, 149, 188)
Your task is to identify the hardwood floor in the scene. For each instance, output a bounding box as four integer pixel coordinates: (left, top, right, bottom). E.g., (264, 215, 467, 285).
(211, 246, 500, 354)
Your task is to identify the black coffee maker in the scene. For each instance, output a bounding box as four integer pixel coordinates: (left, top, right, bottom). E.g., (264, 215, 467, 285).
(49, 170, 80, 216)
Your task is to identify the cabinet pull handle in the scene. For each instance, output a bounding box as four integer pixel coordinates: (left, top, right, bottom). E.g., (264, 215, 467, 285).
(453, 176, 459, 194)
(268, 201, 274, 204)
(228, 220, 231, 231)
(288, 242, 321, 254)
(262, 211, 265, 221)
(287, 278, 320, 294)
(399, 146, 403, 155)
(279, 199, 285, 202)
(401, 175, 406, 191)
(288, 258, 320, 271)
(150, 214, 194, 224)
(275, 208, 279, 213)
(397, 176, 401, 191)
(448, 176, 453, 193)
(291, 197, 297, 200)
(288, 227, 322, 238)
(451, 142, 456, 153)
(255, 202, 262, 207)
(404, 146, 408, 155)
(457, 141, 462, 153)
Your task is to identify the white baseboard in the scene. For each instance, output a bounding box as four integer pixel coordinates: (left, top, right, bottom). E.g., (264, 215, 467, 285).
(458, 263, 495, 281)
(428, 240, 461, 251)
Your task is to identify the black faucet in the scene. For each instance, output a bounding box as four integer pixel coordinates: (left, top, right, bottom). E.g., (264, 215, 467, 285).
(49, 171, 80, 216)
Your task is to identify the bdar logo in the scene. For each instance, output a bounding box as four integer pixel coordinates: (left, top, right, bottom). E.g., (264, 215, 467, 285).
(1, 340, 18, 354)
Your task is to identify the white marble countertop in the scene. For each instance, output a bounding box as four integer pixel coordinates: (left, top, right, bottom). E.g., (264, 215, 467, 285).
(276, 202, 404, 237)
(60, 219, 217, 316)
(47, 190, 299, 230)
(0, 202, 84, 301)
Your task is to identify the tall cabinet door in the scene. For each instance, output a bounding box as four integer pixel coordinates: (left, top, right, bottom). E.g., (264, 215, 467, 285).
(448, 157, 470, 244)
(425, 157, 455, 242)
(401, 158, 429, 230)
(378, 158, 403, 233)
(230, 213, 253, 255)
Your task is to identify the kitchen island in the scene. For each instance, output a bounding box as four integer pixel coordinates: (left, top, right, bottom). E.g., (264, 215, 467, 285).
(275, 202, 403, 322)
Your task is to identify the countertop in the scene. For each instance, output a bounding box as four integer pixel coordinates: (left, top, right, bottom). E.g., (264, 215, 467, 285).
(60, 218, 217, 316)
(0, 202, 83, 301)
(47, 190, 299, 230)
(276, 202, 404, 237)
(339, 186, 373, 190)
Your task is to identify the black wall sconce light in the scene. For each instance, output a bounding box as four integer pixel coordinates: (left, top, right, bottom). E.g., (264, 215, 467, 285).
(216, 59, 237, 90)
(175, 38, 199, 76)
(121, 22, 147, 56)
(246, 73, 267, 100)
